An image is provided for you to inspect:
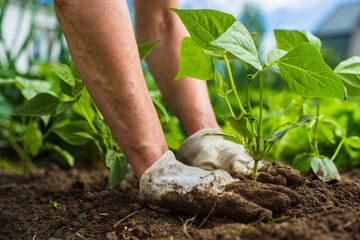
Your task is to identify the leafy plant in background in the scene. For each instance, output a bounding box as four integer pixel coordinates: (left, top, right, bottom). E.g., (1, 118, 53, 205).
(0, 40, 164, 188)
(170, 8, 353, 181)
(280, 30, 360, 181)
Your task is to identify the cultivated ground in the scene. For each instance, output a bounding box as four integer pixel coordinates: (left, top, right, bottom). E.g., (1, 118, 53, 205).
(1, 163, 359, 240)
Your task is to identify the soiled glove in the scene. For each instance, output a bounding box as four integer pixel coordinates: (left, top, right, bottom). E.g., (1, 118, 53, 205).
(177, 128, 301, 186)
(177, 128, 255, 178)
(140, 151, 300, 223)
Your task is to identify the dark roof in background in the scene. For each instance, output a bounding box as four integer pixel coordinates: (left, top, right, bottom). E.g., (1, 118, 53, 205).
(316, 2, 360, 37)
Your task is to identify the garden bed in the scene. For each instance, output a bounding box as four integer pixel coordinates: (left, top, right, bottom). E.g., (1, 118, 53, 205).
(0, 164, 359, 240)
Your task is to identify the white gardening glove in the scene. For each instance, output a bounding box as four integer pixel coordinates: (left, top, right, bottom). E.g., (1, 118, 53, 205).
(140, 151, 300, 223)
(177, 129, 301, 186)
(177, 128, 256, 178)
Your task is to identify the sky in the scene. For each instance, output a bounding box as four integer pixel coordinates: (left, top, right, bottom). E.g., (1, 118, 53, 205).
(179, 0, 360, 54)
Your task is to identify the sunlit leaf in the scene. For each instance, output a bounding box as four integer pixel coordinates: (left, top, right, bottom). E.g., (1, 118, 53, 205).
(169, 8, 236, 50)
(278, 43, 345, 99)
(310, 156, 341, 182)
(210, 22, 262, 70)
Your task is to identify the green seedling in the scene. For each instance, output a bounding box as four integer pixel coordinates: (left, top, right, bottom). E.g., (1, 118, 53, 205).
(170, 8, 349, 180)
(275, 32, 360, 182)
(49, 200, 59, 209)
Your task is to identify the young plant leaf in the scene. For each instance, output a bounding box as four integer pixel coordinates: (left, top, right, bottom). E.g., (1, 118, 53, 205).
(213, 62, 230, 97)
(310, 156, 341, 182)
(278, 43, 345, 99)
(138, 39, 161, 61)
(53, 64, 76, 87)
(292, 152, 314, 172)
(345, 136, 360, 149)
(105, 150, 128, 189)
(22, 120, 42, 157)
(52, 121, 92, 146)
(334, 56, 360, 96)
(169, 8, 236, 50)
(44, 143, 75, 166)
(151, 97, 169, 125)
(210, 22, 262, 70)
(12, 93, 60, 116)
(266, 49, 287, 70)
(219, 115, 254, 139)
(56, 96, 80, 116)
(266, 115, 317, 142)
(175, 37, 213, 81)
(274, 29, 322, 51)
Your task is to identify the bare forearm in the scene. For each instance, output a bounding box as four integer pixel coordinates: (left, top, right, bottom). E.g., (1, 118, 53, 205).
(134, 0, 220, 136)
(54, 0, 168, 176)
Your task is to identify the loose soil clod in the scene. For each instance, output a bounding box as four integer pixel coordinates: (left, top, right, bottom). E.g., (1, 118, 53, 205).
(0, 164, 360, 240)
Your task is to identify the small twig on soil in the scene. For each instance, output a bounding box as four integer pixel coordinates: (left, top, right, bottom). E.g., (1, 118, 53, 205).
(75, 232, 88, 240)
(32, 235, 37, 240)
(198, 201, 217, 229)
(182, 216, 197, 239)
(113, 209, 145, 228)
(344, 218, 356, 228)
(267, 215, 290, 224)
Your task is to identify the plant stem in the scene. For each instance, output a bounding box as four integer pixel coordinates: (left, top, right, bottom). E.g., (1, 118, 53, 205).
(313, 98, 320, 157)
(223, 53, 246, 115)
(78, 102, 97, 134)
(204, 50, 223, 58)
(224, 97, 235, 117)
(253, 160, 259, 181)
(258, 71, 264, 152)
(330, 137, 346, 162)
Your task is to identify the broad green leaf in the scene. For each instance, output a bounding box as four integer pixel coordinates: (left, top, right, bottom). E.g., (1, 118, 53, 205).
(105, 150, 128, 189)
(266, 49, 287, 70)
(210, 22, 262, 70)
(12, 93, 60, 116)
(213, 62, 230, 97)
(169, 8, 236, 50)
(44, 143, 74, 166)
(310, 156, 341, 182)
(278, 43, 345, 99)
(152, 97, 169, 125)
(60, 79, 84, 98)
(292, 153, 313, 172)
(56, 98, 79, 116)
(72, 89, 96, 121)
(266, 115, 316, 142)
(175, 37, 213, 81)
(138, 39, 161, 61)
(274, 29, 322, 51)
(345, 136, 360, 149)
(14, 77, 54, 100)
(73, 131, 95, 140)
(53, 64, 76, 86)
(22, 120, 42, 157)
(334, 56, 360, 96)
(317, 121, 336, 145)
(52, 121, 92, 146)
(219, 115, 254, 139)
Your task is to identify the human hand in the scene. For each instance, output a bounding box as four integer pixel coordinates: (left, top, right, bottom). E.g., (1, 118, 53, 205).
(140, 151, 299, 223)
(177, 128, 301, 186)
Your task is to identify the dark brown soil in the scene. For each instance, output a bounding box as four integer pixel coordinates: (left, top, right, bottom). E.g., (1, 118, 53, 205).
(0, 164, 359, 240)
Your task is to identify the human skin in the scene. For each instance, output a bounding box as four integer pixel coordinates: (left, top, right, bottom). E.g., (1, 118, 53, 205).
(53, 0, 167, 177)
(133, 0, 220, 136)
(53, 0, 220, 177)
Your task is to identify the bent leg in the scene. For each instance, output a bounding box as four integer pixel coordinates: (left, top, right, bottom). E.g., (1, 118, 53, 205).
(134, 0, 221, 136)
(54, 0, 168, 177)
